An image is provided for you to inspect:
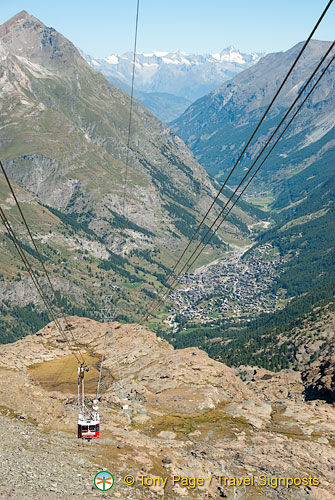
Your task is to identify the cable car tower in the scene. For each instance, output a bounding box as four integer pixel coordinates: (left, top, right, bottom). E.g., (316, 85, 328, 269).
(99, 294, 131, 424)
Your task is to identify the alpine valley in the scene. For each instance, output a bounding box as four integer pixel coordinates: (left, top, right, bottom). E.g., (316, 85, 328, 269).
(170, 40, 335, 371)
(0, 9, 335, 500)
(0, 12, 334, 379)
(0, 11, 261, 342)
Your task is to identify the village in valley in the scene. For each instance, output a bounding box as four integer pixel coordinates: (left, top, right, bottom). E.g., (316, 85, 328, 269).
(169, 244, 284, 326)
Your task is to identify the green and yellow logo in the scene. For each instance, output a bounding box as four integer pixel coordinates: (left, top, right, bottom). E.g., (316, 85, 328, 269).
(94, 470, 114, 491)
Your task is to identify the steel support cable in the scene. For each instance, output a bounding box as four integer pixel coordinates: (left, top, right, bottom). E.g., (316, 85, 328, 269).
(0, 206, 82, 363)
(142, 0, 334, 320)
(122, 0, 140, 217)
(0, 207, 77, 358)
(109, 326, 126, 401)
(96, 330, 108, 400)
(0, 160, 84, 361)
(97, 298, 128, 419)
(0, 207, 57, 325)
(185, 53, 335, 273)
(148, 43, 335, 317)
(96, 329, 129, 419)
(0, 207, 61, 329)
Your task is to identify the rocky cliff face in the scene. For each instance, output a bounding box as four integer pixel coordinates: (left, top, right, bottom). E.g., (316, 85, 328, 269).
(302, 352, 335, 403)
(0, 316, 334, 499)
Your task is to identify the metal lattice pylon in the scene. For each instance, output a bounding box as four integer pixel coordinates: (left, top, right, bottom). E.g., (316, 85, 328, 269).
(97, 295, 131, 423)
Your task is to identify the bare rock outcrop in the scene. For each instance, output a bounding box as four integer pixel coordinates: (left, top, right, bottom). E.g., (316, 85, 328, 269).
(302, 354, 335, 403)
(0, 316, 335, 500)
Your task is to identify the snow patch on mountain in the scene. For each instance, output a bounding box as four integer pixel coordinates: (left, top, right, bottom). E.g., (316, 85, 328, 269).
(143, 51, 169, 57)
(105, 54, 118, 64)
(212, 46, 248, 64)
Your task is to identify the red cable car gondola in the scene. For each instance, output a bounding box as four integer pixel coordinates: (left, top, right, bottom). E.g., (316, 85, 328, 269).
(78, 413, 100, 439)
(77, 364, 100, 439)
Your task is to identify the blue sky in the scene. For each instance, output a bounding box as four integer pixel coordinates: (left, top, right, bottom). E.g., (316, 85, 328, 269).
(0, 0, 334, 57)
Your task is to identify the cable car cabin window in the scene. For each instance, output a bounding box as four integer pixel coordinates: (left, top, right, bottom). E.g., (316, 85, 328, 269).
(81, 425, 88, 432)
(89, 425, 95, 431)
(96, 424, 100, 431)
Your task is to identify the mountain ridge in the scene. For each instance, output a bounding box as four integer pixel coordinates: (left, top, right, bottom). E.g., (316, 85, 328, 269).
(83, 46, 264, 101)
(172, 39, 334, 186)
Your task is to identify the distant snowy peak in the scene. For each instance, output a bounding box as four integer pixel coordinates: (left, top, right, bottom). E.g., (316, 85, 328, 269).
(212, 46, 260, 64)
(104, 54, 118, 64)
(83, 47, 265, 101)
(101, 47, 264, 67)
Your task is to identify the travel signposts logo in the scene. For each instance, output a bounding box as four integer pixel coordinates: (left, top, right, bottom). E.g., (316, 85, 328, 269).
(94, 471, 114, 491)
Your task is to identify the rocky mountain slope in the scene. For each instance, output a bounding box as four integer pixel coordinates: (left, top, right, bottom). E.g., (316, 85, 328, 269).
(0, 11, 263, 337)
(0, 316, 334, 499)
(172, 40, 334, 188)
(168, 297, 335, 371)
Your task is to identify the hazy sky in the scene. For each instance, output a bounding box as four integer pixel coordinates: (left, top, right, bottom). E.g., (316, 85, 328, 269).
(1, 0, 334, 58)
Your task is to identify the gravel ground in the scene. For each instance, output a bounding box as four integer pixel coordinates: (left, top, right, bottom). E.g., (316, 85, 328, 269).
(0, 415, 102, 499)
(0, 415, 187, 500)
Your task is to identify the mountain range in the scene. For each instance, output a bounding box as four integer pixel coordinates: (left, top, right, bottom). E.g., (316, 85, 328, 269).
(0, 11, 260, 340)
(1, 10, 334, 377)
(83, 47, 264, 122)
(1, 11, 335, 500)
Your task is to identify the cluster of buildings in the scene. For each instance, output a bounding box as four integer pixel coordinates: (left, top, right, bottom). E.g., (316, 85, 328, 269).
(169, 244, 282, 325)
